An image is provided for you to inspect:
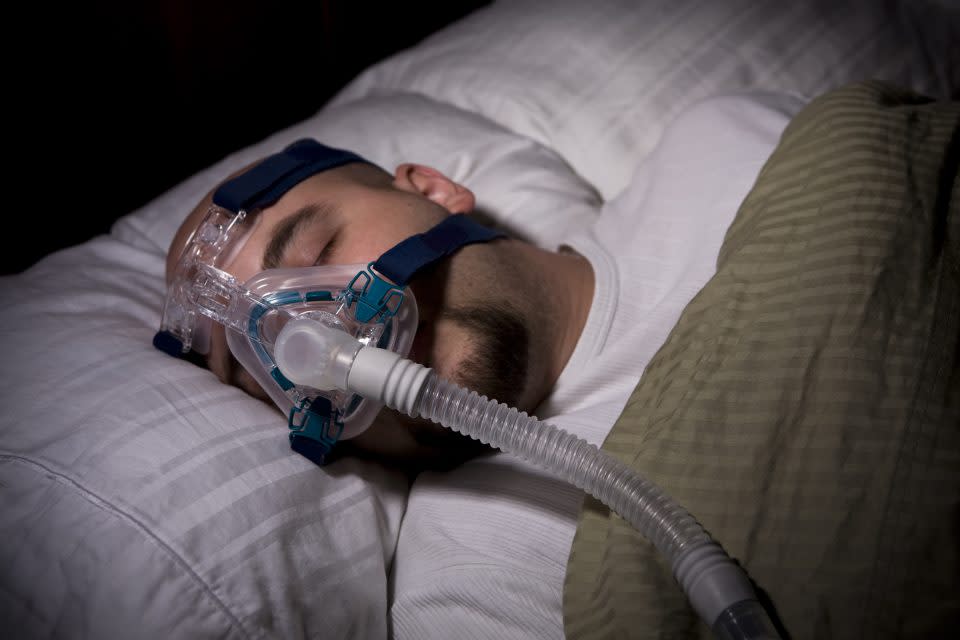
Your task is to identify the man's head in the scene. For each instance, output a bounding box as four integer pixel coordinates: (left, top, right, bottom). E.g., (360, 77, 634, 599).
(163, 141, 562, 470)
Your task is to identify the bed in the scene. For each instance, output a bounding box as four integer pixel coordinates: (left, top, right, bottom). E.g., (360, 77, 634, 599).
(2, 1, 958, 639)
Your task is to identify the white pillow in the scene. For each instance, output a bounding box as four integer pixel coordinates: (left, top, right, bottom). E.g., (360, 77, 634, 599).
(333, 0, 959, 200)
(0, 236, 409, 638)
(116, 93, 601, 257)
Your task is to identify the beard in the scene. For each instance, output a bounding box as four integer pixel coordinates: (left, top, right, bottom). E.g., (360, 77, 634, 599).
(403, 302, 530, 454)
(440, 304, 529, 406)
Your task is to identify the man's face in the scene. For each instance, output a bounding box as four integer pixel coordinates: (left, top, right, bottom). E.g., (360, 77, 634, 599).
(167, 160, 529, 469)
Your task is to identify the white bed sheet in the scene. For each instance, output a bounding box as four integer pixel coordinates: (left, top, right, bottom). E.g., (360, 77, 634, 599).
(1, 1, 956, 638)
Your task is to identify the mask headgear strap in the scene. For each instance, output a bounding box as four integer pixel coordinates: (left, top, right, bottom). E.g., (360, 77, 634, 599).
(350, 214, 505, 322)
(211, 138, 504, 302)
(213, 138, 373, 213)
(375, 214, 502, 285)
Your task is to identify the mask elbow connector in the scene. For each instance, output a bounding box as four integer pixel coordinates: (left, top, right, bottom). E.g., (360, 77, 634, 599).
(274, 317, 431, 416)
(273, 317, 364, 392)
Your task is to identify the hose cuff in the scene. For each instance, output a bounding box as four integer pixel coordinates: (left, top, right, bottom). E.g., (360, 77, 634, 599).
(672, 542, 757, 627)
(348, 348, 431, 415)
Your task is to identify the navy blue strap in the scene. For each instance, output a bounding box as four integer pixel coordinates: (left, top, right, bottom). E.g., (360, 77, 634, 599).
(290, 434, 333, 466)
(373, 214, 504, 286)
(213, 139, 371, 213)
(287, 397, 342, 466)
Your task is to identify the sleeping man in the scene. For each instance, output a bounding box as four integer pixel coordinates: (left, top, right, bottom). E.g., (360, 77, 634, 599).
(156, 82, 958, 639)
(157, 143, 594, 471)
(156, 96, 790, 474)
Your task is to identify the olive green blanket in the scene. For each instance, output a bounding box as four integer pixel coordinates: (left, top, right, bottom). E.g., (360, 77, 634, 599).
(563, 81, 960, 639)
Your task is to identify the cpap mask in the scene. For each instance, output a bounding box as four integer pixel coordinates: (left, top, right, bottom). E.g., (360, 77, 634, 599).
(154, 139, 502, 465)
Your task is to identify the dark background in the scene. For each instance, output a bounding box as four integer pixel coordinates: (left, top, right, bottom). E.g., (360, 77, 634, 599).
(8, 1, 489, 275)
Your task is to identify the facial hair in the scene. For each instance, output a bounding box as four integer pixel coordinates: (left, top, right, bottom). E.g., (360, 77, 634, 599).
(404, 302, 530, 452)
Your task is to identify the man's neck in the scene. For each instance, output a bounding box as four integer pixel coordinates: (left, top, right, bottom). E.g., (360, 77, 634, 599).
(516, 243, 595, 407)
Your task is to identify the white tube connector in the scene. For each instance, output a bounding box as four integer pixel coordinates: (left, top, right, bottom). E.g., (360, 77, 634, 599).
(347, 348, 431, 416)
(273, 317, 431, 415)
(273, 317, 363, 391)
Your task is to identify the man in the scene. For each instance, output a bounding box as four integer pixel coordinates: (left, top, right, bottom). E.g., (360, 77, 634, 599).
(163, 152, 593, 470)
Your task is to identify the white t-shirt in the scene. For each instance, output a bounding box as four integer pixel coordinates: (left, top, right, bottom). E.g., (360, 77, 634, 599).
(389, 92, 807, 639)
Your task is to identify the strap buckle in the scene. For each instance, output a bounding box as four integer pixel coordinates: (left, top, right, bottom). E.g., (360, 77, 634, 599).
(346, 263, 405, 323)
(287, 397, 344, 465)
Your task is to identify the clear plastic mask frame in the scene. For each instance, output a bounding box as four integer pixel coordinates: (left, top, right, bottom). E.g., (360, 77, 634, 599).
(158, 204, 418, 442)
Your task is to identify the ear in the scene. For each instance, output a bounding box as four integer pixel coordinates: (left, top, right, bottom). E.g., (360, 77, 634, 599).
(393, 163, 476, 214)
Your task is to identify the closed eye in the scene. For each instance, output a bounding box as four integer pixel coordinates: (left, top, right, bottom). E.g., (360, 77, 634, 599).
(262, 201, 339, 270)
(313, 233, 337, 266)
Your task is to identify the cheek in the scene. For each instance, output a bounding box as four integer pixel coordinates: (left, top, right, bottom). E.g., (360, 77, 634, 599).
(236, 367, 273, 405)
(206, 326, 272, 404)
(205, 327, 230, 382)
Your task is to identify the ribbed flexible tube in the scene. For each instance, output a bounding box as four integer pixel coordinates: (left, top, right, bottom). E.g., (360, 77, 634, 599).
(410, 372, 779, 638)
(414, 373, 709, 560)
(274, 319, 779, 638)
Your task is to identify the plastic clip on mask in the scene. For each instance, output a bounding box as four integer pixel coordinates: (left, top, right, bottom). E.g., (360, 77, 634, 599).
(154, 139, 503, 465)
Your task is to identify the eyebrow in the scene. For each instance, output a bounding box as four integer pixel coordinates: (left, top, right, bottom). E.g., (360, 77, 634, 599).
(262, 202, 335, 270)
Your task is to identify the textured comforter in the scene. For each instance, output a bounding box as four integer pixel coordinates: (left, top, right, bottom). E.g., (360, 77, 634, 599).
(563, 80, 960, 639)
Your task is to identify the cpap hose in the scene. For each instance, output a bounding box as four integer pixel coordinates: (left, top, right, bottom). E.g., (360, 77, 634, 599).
(274, 318, 780, 639)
